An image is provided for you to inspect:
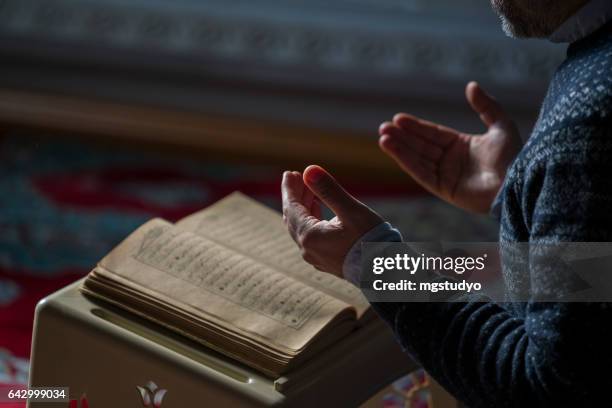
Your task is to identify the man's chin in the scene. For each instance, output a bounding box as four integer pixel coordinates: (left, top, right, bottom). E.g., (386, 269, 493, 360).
(498, 13, 551, 39)
(499, 16, 527, 38)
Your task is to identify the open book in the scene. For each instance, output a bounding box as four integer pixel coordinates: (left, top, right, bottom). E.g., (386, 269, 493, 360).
(81, 192, 373, 377)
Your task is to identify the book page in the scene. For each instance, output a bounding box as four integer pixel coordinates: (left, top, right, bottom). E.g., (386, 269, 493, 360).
(175, 192, 370, 317)
(96, 218, 352, 352)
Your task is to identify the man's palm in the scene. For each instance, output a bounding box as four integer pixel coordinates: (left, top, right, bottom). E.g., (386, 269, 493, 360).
(379, 82, 522, 213)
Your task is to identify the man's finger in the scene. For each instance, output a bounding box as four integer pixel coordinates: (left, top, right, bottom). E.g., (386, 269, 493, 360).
(391, 113, 457, 148)
(302, 165, 364, 221)
(379, 122, 443, 162)
(281, 171, 304, 207)
(281, 171, 319, 244)
(301, 178, 316, 213)
(465, 81, 507, 127)
(379, 134, 438, 189)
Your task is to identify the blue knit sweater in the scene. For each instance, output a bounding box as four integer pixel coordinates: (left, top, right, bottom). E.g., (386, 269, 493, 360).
(369, 22, 612, 407)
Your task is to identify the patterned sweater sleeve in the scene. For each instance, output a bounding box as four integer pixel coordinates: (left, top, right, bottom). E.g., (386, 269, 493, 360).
(367, 125, 612, 407)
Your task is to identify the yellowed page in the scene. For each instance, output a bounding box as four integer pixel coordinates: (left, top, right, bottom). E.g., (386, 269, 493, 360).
(175, 192, 370, 317)
(96, 218, 351, 352)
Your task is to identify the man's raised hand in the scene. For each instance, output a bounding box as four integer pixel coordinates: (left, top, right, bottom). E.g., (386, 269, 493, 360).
(281, 165, 383, 277)
(379, 81, 522, 213)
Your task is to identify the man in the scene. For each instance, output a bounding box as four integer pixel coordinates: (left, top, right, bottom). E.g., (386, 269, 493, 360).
(281, 0, 612, 406)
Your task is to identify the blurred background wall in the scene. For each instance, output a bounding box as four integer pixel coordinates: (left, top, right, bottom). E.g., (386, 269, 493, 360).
(0, 0, 564, 175)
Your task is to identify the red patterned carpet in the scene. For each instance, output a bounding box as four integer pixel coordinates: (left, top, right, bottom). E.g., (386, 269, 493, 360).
(0, 134, 497, 407)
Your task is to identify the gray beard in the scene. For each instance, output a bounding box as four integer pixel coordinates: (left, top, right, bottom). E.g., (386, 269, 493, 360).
(493, 4, 543, 39)
(492, 0, 585, 39)
(499, 15, 518, 38)
(498, 14, 527, 38)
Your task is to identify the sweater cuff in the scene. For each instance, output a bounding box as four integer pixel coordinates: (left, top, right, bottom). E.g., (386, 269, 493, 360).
(342, 222, 403, 286)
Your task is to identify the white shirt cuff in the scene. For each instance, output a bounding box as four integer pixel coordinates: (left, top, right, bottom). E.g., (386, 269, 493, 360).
(342, 222, 403, 286)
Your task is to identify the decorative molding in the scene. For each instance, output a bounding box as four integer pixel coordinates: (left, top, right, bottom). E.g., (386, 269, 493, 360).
(0, 0, 564, 88)
(0, 0, 564, 138)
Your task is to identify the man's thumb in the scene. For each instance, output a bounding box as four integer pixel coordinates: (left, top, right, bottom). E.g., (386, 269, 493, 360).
(466, 81, 507, 127)
(302, 165, 362, 220)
